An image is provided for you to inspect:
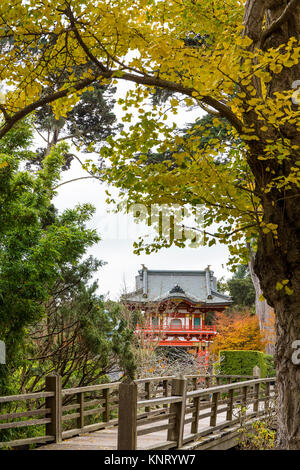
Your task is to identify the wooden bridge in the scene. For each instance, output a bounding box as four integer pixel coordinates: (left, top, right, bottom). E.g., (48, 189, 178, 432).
(0, 373, 276, 451)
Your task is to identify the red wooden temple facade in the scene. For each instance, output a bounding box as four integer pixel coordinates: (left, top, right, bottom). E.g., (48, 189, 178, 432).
(123, 266, 232, 360)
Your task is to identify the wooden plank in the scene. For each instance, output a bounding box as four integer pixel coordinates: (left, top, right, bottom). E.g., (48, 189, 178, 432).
(61, 418, 119, 439)
(191, 396, 201, 434)
(184, 416, 194, 425)
(198, 410, 213, 420)
(242, 385, 248, 408)
(192, 377, 197, 390)
(137, 422, 174, 436)
(144, 440, 177, 451)
(0, 391, 54, 403)
(216, 406, 229, 414)
(210, 392, 220, 427)
(167, 377, 187, 448)
(253, 383, 260, 412)
(45, 374, 62, 444)
(138, 395, 182, 408)
(136, 412, 176, 427)
(137, 408, 169, 422)
(62, 403, 80, 412)
(103, 388, 110, 422)
(84, 406, 105, 417)
(144, 382, 151, 413)
(118, 381, 137, 450)
(77, 392, 84, 429)
(0, 417, 51, 430)
(0, 407, 50, 421)
(265, 382, 270, 412)
(162, 379, 169, 409)
(62, 407, 104, 420)
(62, 382, 120, 396)
(62, 412, 80, 422)
(0, 435, 55, 449)
(226, 389, 234, 421)
(187, 377, 275, 399)
(135, 376, 174, 384)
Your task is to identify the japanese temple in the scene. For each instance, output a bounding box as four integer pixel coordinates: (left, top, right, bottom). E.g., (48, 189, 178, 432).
(123, 265, 232, 359)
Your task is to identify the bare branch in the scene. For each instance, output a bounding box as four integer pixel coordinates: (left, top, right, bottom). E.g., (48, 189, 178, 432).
(53, 175, 102, 189)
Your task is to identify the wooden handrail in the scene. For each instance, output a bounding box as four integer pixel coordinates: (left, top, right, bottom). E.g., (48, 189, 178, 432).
(138, 396, 183, 408)
(0, 373, 276, 450)
(187, 377, 275, 399)
(62, 382, 120, 396)
(0, 391, 54, 403)
(135, 376, 175, 384)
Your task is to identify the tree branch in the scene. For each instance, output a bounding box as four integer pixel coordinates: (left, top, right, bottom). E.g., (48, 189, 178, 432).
(63, 6, 244, 133)
(0, 76, 101, 139)
(53, 175, 102, 189)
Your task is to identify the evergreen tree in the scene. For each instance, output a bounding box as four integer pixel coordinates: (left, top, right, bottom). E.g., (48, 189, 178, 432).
(227, 265, 256, 309)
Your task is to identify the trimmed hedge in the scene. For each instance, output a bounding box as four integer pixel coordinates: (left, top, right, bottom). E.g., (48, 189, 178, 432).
(219, 350, 273, 378)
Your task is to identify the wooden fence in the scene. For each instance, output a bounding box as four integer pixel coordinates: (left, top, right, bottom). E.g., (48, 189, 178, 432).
(0, 372, 272, 449)
(118, 375, 276, 450)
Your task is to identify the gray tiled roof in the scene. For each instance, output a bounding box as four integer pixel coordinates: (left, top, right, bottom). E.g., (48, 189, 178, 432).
(123, 266, 231, 305)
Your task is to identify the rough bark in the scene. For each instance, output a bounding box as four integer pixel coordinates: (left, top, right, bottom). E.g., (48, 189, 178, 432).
(248, 246, 275, 355)
(255, 188, 300, 449)
(243, 0, 300, 449)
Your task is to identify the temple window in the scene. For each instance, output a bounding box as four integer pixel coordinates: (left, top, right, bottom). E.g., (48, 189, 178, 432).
(170, 319, 181, 328)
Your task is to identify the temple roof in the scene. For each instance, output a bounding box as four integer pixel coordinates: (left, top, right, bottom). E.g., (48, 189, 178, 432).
(123, 266, 232, 306)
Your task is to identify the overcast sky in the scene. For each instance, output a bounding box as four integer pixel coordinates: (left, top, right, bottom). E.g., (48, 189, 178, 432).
(52, 82, 232, 300)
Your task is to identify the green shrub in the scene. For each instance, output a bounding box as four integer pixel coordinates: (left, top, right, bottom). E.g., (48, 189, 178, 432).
(219, 350, 267, 377)
(264, 354, 276, 378)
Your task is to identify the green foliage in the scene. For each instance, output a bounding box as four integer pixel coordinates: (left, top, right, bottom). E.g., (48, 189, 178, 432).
(17, 256, 122, 390)
(0, 134, 99, 393)
(30, 83, 122, 170)
(238, 420, 276, 450)
(227, 265, 255, 308)
(0, 118, 33, 156)
(111, 318, 137, 380)
(264, 354, 276, 378)
(219, 350, 268, 378)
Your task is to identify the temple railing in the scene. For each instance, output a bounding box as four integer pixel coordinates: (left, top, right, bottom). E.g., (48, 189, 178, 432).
(136, 324, 217, 333)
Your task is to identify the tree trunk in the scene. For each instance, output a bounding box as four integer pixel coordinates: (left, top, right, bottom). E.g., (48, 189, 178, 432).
(248, 247, 275, 355)
(254, 197, 300, 449)
(243, 0, 300, 448)
(273, 299, 300, 449)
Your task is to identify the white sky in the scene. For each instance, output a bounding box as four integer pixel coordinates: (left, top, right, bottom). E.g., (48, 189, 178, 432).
(52, 81, 232, 300)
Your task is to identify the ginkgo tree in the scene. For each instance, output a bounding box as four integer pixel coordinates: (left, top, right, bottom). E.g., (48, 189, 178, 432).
(0, 0, 300, 449)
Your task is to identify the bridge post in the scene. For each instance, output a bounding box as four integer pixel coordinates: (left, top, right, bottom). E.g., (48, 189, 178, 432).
(253, 383, 260, 412)
(210, 392, 220, 427)
(167, 376, 187, 448)
(253, 366, 261, 378)
(118, 381, 137, 450)
(163, 379, 169, 409)
(265, 381, 270, 412)
(145, 381, 151, 413)
(103, 387, 111, 422)
(77, 391, 85, 429)
(45, 374, 62, 443)
(192, 377, 197, 390)
(226, 389, 234, 421)
(191, 395, 201, 434)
